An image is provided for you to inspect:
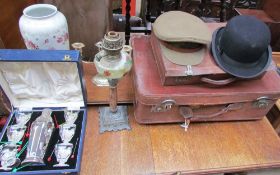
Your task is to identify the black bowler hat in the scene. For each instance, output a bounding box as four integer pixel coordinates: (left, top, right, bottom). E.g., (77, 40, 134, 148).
(211, 15, 272, 79)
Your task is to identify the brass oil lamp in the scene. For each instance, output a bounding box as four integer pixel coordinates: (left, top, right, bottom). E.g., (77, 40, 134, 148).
(93, 31, 132, 133)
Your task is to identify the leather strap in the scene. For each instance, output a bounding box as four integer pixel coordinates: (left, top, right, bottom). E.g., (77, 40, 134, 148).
(200, 77, 237, 86)
(179, 103, 243, 119)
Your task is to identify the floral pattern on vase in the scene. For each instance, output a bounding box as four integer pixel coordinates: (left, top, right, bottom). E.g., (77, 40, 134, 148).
(19, 4, 69, 50)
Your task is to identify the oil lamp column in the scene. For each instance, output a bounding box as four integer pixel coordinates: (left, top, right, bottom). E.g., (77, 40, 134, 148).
(93, 31, 132, 133)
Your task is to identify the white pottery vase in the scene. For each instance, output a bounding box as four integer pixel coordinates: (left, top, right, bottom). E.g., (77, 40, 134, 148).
(19, 4, 69, 50)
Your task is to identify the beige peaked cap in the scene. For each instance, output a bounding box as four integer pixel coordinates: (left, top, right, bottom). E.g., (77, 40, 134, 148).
(153, 11, 211, 44)
(153, 11, 212, 65)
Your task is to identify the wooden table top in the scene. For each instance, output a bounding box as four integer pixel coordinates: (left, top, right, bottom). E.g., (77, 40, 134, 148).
(80, 107, 280, 175)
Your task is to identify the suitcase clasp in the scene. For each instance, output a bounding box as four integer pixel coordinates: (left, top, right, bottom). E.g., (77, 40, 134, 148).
(151, 99, 176, 112)
(253, 96, 273, 108)
(185, 65, 193, 76)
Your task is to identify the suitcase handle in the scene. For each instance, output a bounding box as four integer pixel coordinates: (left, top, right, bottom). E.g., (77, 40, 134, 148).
(200, 77, 237, 86)
(179, 103, 243, 119)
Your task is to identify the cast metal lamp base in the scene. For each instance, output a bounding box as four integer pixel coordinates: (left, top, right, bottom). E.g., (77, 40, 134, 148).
(99, 106, 130, 133)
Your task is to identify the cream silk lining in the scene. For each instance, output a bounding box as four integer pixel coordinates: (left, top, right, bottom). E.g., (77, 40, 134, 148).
(0, 62, 84, 109)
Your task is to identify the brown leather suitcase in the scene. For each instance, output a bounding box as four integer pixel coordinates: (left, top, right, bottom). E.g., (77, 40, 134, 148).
(151, 23, 269, 86)
(131, 35, 280, 124)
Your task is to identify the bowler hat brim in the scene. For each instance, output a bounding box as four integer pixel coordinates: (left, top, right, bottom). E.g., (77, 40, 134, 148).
(211, 27, 272, 79)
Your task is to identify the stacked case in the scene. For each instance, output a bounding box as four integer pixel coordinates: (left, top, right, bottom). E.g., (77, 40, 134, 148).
(150, 23, 274, 86)
(131, 12, 280, 124)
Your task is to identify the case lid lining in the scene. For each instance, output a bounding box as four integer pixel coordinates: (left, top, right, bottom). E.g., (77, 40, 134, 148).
(0, 62, 84, 109)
